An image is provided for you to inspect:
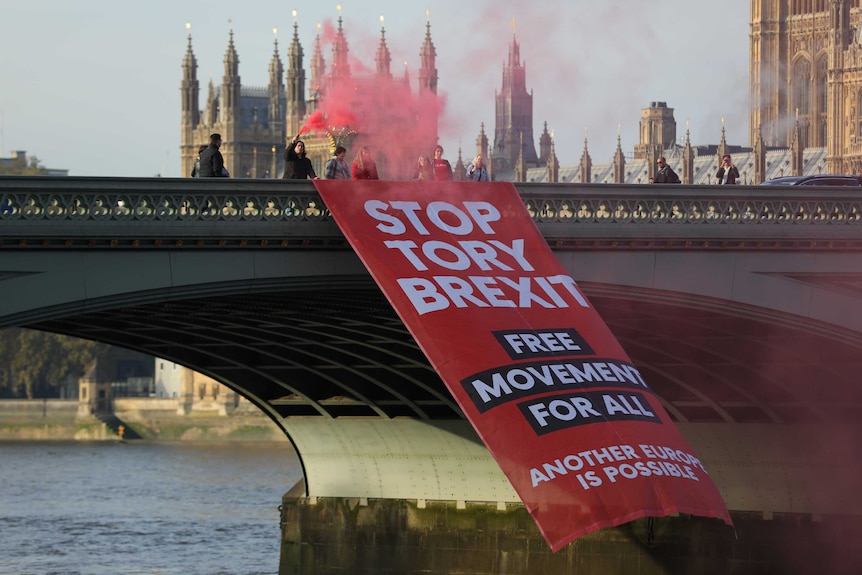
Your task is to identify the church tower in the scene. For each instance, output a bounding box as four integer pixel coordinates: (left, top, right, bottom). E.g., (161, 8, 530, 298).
(492, 28, 538, 173)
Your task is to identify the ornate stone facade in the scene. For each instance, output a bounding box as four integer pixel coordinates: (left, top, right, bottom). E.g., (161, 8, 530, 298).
(750, 0, 862, 173)
(180, 18, 439, 179)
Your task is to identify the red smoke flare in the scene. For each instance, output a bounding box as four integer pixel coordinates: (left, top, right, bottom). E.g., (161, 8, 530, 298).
(298, 110, 327, 135)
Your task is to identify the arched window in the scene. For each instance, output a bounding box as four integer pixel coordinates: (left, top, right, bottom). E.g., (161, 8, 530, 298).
(815, 56, 828, 146)
(857, 90, 862, 138)
(792, 57, 811, 143)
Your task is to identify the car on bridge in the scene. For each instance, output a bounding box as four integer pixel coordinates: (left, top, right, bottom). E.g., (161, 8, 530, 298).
(759, 174, 861, 186)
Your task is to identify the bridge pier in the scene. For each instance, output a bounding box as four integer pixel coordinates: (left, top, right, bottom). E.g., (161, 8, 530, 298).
(278, 496, 862, 575)
(276, 420, 862, 574)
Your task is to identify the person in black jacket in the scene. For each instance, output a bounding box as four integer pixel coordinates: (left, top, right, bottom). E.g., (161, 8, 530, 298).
(651, 157, 680, 184)
(197, 134, 228, 177)
(283, 136, 318, 180)
(715, 155, 740, 184)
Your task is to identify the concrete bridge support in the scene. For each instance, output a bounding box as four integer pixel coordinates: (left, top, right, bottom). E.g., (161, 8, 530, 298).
(276, 420, 862, 575)
(278, 498, 862, 575)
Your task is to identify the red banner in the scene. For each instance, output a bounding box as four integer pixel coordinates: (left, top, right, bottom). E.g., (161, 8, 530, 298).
(315, 179, 732, 551)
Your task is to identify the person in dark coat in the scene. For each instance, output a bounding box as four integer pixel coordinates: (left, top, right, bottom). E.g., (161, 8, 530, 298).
(197, 134, 228, 177)
(651, 157, 680, 184)
(716, 155, 740, 185)
(283, 136, 318, 180)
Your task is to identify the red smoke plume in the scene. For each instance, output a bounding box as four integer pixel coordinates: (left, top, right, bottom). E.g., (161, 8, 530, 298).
(297, 19, 447, 180)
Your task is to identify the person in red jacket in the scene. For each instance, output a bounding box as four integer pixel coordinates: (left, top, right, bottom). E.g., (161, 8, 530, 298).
(351, 146, 379, 180)
(431, 145, 452, 181)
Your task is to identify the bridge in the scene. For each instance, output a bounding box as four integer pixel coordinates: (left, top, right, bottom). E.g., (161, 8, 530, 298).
(2, 175, 862, 574)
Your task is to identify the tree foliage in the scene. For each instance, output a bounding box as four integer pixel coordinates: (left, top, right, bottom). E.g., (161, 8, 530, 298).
(0, 328, 106, 398)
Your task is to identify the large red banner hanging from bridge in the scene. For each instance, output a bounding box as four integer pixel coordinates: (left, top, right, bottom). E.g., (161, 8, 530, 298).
(314, 179, 732, 551)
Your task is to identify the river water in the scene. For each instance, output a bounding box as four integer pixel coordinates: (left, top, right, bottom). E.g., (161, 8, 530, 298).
(0, 440, 302, 575)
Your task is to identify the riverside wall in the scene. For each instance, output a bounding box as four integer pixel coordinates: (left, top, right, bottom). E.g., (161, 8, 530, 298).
(0, 398, 288, 442)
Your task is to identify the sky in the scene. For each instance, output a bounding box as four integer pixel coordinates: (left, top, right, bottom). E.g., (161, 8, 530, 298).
(0, 1, 750, 177)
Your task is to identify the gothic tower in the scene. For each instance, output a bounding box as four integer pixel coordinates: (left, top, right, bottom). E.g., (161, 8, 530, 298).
(180, 28, 200, 178)
(748, 0, 857, 167)
(331, 14, 351, 79)
(476, 122, 489, 162)
(538, 122, 551, 165)
(634, 101, 676, 160)
(419, 16, 439, 145)
(826, 0, 852, 172)
(286, 18, 306, 140)
(749, 0, 784, 147)
(579, 131, 592, 184)
(492, 31, 538, 172)
(308, 25, 326, 113)
(181, 15, 440, 179)
(221, 28, 241, 176)
(376, 19, 392, 79)
(418, 17, 438, 95)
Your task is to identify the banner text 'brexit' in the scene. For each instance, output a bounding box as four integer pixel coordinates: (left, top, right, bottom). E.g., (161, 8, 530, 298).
(365, 199, 591, 315)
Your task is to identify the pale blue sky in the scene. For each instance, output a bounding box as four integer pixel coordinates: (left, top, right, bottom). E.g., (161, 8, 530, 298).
(0, 1, 749, 177)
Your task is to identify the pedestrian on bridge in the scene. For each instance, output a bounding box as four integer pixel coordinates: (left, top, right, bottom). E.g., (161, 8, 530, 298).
(716, 155, 740, 185)
(465, 154, 490, 181)
(198, 134, 228, 178)
(325, 146, 351, 180)
(432, 145, 453, 181)
(190, 145, 207, 177)
(651, 157, 680, 184)
(283, 136, 319, 180)
(351, 147, 379, 180)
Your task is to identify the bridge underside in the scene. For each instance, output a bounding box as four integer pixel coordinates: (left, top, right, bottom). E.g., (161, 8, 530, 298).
(27, 279, 862, 427)
(23, 279, 862, 516)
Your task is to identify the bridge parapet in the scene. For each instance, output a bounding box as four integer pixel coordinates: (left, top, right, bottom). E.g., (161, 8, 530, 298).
(1, 177, 861, 248)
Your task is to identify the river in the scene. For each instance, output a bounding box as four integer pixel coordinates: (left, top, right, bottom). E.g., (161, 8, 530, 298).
(0, 440, 302, 575)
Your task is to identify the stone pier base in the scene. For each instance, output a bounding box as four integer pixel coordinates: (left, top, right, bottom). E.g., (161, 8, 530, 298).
(279, 496, 862, 575)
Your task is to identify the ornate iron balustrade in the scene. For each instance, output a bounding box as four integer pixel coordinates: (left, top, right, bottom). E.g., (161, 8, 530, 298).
(1, 177, 861, 248)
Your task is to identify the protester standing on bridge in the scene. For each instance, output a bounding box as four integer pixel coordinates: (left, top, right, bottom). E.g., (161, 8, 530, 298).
(351, 146, 379, 180)
(432, 145, 453, 181)
(283, 136, 318, 180)
(411, 155, 433, 180)
(715, 154, 740, 185)
(324, 146, 351, 180)
(465, 154, 490, 181)
(651, 157, 680, 184)
(197, 134, 228, 177)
